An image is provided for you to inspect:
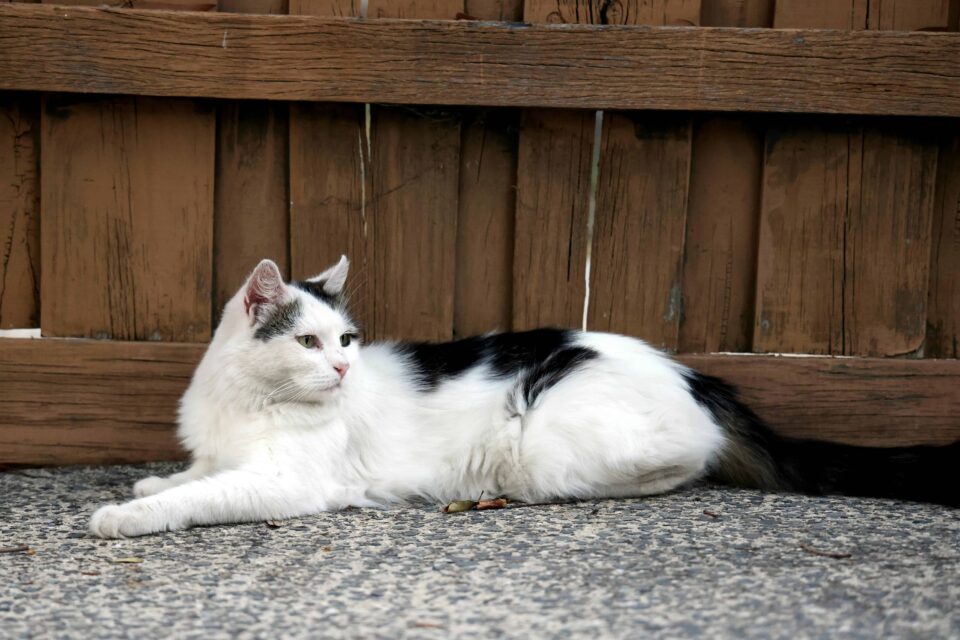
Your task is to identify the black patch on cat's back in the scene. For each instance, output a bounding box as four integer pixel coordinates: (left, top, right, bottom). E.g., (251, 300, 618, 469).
(520, 346, 598, 408)
(398, 328, 576, 391)
(254, 298, 302, 342)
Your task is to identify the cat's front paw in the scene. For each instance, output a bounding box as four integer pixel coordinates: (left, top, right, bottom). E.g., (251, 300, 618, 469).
(133, 476, 172, 498)
(89, 503, 155, 539)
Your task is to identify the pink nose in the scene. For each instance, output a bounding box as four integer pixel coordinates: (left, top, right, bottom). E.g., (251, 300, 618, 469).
(333, 362, 350, 378)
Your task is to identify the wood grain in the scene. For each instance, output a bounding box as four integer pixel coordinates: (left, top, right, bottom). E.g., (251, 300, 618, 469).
(451, 0, 521, 338)
(213, 0, 289, 320)
(0, 93, 40, 329)
(587, 112, 692, 350)
(3, 338, 957, 465)
(927, 120, 960, 358)
(512, 109, 594, 330)
(455, 108, 518, 337)
(754, 121, 849, 354)
(2, 4, 960, 116)
(581, 2, 698, 352)
(0, 338, 197, 465)
(40, 95, 215, 341)
(846, 125, 938, 356)
(679, 0, 770, 353)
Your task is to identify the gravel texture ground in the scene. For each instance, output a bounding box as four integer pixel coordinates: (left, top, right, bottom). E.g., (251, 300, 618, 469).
(1, 462, 958, 639)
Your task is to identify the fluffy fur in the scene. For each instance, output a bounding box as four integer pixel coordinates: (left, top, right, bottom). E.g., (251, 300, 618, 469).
(90, 258, 956, 538)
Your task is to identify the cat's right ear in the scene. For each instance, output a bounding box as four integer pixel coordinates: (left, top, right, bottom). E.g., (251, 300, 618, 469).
(243, 259, 288, 323)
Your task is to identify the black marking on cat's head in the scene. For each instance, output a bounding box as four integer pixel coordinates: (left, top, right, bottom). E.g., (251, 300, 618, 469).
(292, 280, 341, 309)
(253, 298, 303, 342)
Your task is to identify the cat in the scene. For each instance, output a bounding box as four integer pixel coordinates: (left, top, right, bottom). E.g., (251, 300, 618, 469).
(89, 257, 957, 537)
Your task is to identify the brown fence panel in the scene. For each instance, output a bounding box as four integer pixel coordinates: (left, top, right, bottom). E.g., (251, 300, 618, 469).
(755, 0, 947, 356)
(40, 95, 215, 341)
(678, 0, 771, 354)
(213, 0, 290, 319)
(0, 92, 40, 329)
(928, 127, 960, 358)
(454, 3, 522, 339)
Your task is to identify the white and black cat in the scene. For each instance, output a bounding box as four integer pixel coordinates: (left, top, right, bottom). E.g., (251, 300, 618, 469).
(89, 257, 957, 537)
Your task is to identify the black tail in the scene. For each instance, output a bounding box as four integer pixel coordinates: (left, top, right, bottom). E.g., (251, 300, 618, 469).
(683, 370, 959, 507)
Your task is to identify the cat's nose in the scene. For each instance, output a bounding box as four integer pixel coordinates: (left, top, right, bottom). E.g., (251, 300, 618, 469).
(333, 362, 350, 379)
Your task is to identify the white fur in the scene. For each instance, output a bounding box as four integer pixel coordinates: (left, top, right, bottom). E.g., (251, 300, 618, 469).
(90, 260, 725, 538)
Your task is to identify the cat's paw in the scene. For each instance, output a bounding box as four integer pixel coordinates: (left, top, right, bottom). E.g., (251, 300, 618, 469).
(133, 476, 171, 498)
(89, 503, 154, 539)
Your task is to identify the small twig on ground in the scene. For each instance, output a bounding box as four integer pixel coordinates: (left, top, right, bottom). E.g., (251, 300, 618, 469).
(799, 543, 852, 559)
(702, 509, 719, 518)
(0, 545, 33, 554)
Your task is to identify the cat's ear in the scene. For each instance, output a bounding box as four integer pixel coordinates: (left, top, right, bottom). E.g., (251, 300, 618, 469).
(307, 255, 349, 297)
(243, 259, 289, 322)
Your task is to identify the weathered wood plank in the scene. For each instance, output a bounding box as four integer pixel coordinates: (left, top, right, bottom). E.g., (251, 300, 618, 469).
(213, 0, 289, 320)
(40, 95, 215, 341)
(927, 126, 960, 358)
(455, 108, 517, 337)
(754, 121, 849, 355)
(512, 109, 594, 330)
(845, 125, 938, 356)
(2, 338, 957, 465)
(366, 105, 461, 341)
(0, 339, 197, 465)
(678, 0, 770, 354)
(451, 0, 522, 339)
(0, 93, 40, 329)
(587, 112, 692, 350)
(2, 4, 960, 116)
(574, 2, 698, 352)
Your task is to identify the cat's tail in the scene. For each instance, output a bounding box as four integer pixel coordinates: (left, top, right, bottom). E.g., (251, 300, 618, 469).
(683, 369, 959, 507)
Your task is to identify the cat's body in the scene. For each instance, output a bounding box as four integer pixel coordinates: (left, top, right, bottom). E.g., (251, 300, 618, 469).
(90, 258, 956, 538)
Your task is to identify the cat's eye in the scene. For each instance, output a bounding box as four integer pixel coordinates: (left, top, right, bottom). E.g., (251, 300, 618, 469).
(340, 333, 355, 347)
(296, 335, 318, 349)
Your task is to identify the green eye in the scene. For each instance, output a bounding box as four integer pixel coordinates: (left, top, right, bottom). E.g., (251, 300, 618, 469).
(340, 333, 353, 347)
(296, 335, 317, 349)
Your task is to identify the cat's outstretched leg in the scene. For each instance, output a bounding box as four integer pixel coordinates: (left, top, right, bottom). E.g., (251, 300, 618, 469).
(132, 457, 214, 497)
(92, 468, 317, 538)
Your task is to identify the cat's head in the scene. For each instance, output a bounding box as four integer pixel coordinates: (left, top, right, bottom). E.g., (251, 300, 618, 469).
(212, 256, 360, 405)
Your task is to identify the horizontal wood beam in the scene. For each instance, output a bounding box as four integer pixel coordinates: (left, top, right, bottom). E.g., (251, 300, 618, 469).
(0, 4, 958, 116)
(1, 338, 958, 466)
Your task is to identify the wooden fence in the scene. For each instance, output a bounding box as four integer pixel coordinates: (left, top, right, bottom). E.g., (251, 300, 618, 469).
(1, 0, 959, 466)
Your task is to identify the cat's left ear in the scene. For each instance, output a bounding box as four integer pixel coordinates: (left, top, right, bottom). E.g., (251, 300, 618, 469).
(307, 255, 349, 297)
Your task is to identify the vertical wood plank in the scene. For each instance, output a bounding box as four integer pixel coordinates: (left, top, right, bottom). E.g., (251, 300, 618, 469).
(846, 126, 938, 356)
(754, 123, 849, 354)
(587, 113, 691, 350)
(0, 93, 40, 329)
(40, 0, 216, 342)
(213, 0, 289, 319)
(772, 0, 866, 28)
(516, 0, 700, 340)
(288, 0, 370, 329)
(453, 0, 521, 338)
(928, 128, 960, 358)
(291, 0, 462, 342)
(678, 0, 771, 354)
(927, 2, 960, 358)
(757, 0, 943, 356)
(848, 1, 946, 356)
(513, 109, 595, 330)
(455, 108, 518, 337)
(41, 96, 216, 341)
